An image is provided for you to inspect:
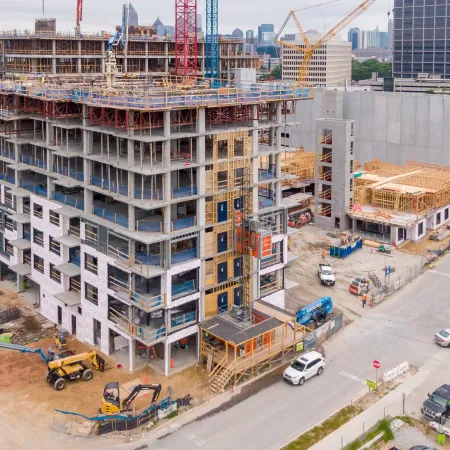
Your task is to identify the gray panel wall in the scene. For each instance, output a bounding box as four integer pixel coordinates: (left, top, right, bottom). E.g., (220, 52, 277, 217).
(292, 90, 450, 166)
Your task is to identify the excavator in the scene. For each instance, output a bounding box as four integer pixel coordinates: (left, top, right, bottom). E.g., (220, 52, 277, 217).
(100, 382, 162, 415)
(46, 351, 105, 390)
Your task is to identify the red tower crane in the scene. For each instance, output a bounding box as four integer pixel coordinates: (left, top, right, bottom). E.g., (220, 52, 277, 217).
(175, 0, 198, 78)
(76, 0, 83, 34)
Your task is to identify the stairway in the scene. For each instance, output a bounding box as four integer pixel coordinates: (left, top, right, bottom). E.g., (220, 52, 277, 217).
(209, 365, 234, 393)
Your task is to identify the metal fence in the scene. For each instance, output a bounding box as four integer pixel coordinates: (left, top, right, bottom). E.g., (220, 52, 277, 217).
(304, 313, 344, 351)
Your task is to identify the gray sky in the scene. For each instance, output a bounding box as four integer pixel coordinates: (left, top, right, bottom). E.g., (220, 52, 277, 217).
(0, 0, 391, 36)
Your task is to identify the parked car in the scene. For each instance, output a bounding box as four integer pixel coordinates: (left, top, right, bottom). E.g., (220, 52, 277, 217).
(435, 329, 450, 347)
(283, 351, 325, 386)
(318, 264, 336, 286)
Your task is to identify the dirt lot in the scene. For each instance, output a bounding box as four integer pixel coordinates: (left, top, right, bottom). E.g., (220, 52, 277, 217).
(285, 225, 424, 320)
(0, 289, 210, 448)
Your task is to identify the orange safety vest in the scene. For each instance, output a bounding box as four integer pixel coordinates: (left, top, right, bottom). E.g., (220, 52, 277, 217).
(361, 295, 367, 302)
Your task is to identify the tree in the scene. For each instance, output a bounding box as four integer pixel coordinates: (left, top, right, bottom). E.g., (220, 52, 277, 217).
(352, 59, 392, 81)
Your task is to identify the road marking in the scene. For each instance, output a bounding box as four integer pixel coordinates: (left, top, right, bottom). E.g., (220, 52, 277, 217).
(429, 269, 450, 278)
(339, 370, 367, 386)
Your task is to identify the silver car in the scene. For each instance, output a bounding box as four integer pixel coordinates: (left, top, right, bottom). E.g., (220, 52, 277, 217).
(435, 329, 450, 347)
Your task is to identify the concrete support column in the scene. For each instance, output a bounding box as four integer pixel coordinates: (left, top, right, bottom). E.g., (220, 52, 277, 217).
(164, 341, 170, 376)
(47, 149, 53, 174)
(100, 43, 106, 74)
(163, 110, 171, 170)
(47, 177, 55, 200)
(129, 338, 136, 371)
(276, 103, 282, 151)
(84, 189, 93, 215)
(165, 58, 169, 74)
(83, 159, 91, 186)
(128, 172, 135, 200)
(145, 58, 149, 73)
(46, 122, 54, 147)
(83, 130, 93, 155)
(127, 139, 135, 168)
(17, 274, 25, 293)
(252, 158, 259, 213)
(275, 153, 282, 206)
(15, 196, 23, 214)
(77, 58, 82, 74)
(163, 205, 171, 234)
(128, 204, 135, 232)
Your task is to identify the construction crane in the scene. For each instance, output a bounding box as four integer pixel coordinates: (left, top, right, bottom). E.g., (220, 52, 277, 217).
(46, 351, 105, 391)
(206, 0, 219, 81)
(175, 0, 198, 78)
(75, 0, 83, 34)
(101, 382, 162, 415)
(277, 0, 377, 86)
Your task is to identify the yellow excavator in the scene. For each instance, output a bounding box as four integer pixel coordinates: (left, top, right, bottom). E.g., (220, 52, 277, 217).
(46, 351, 105, 390)
(101, 382, 162, 415)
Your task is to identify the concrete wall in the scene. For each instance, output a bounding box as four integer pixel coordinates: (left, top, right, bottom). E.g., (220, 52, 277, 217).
(291, 90, 450, 166)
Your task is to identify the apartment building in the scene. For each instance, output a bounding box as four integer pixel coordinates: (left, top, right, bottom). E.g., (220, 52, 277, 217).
(0, 78, 308, 375)
(0, 32, 258, 82)
(282, 33, 352, 87)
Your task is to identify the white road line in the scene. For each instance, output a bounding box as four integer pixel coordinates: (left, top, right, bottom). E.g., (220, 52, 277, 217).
(429, 269, 450, 278)
(339, 370, 367, 386)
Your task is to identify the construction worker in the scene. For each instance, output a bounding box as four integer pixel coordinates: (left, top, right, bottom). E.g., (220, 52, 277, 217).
(361, 294, 367, 308)
(369, 293, 374, 307)
(321, 249, 326, 261)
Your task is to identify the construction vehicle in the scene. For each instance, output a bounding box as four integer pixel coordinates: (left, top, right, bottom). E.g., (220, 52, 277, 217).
(46, 351, 105, 391)
(318, 264, 336, 286)
(378, 244, 393, 254)
(349, 276, 372, 295)
(296, 297, 333, 328)
(101, 382, 162, 415)
(55, 330, 68, 351)
(422, 384, 450, 423)
(276, 0, 377, 86)
(0, 342, 51, 363)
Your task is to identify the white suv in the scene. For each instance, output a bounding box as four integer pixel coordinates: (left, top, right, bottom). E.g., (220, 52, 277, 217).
(283, 351, 325, 386)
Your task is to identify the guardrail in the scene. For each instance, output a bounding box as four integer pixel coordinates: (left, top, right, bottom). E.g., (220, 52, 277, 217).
(21, 181, 47, 197)
(93, 205, 128, 228)
(171, 311, 197, 331)
(54, 166, 84, 181)
(134, 187, 164, 200)
(172, 248, 197, 264)
(172, 186, 198, 199)
(135, 220, 163, 232)
(21, 155, 47, 169)
(172, 217, 196, 232)
(0, 173, 15, 184)
(53, 192, 84, 211)
(172, 280, 197, 298)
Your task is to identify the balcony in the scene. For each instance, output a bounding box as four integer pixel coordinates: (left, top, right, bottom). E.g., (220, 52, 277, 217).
(108, 274, 164, 312)
(0, 148, 15, 160)
(134, 187, 164, 201)
(172, 248, 197, 265)
(0, 173, 15, 184)
(21, 179, 48, 197)
(93, 198, 128, 228)
(134, 174, 164, 201)
(260, 251, 283, 269)
(172, 185, 198, 199)
(172, 279, 197, 299)
(170, 310, 197, 332)
(258, 169, 276, 182)
(260, 272, 283, 297)
(109, 307, 167, 345)
(319, 152, 332, 164)
(20, 155, 47, 170)
(53, 191, 85, 211)
(54, 166, 84, 182)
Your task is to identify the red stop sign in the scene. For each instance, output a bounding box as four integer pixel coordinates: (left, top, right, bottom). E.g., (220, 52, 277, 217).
(373, 360, 381, 369)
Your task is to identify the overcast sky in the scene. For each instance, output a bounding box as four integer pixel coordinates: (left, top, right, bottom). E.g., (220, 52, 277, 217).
(0, 0, 392, 36)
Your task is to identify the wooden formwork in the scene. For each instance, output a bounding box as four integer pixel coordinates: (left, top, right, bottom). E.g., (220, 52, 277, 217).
(212, 130, 253, 161)
(206, 159, 252, 194)
(205, 191, 244, 225)
(204, 280, 243, 318)
(205, 222, 235, 257)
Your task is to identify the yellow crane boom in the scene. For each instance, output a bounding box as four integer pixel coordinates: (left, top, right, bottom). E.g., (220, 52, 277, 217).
(278, 0, 377, 86)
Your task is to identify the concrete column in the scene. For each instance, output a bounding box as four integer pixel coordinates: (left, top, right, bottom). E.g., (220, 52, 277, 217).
(129, 338, 136, 371)
(77, 58, 82, 74)
(84, 189, 93, 215)
(82, 104, 89, 127)
(83, 130, 93, 155)
(276, 103, 282, 151)
(165, 58, 169, 74)
(127, 139, 135, 168)
(128, 204, 135, 232)
(145, 58, 149, 73)
(47, 177, 55, 200)
(197, 108, 206, 166)
(17, 274, 25, 293)
(164, 341, 170, 376)
(163, 110, 171, 170)
(128, 172, 135, 200)
(83, 159, 91, 186)
(52, 41, 57, 74)
(163, 205, 171, 234)
(100, 43, 106, 74)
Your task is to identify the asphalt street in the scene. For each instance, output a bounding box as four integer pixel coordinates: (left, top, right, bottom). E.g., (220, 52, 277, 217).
(126, 256, 450, 450)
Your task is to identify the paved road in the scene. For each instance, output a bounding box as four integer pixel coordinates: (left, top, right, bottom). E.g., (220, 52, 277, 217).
(125, 256, 450, 450)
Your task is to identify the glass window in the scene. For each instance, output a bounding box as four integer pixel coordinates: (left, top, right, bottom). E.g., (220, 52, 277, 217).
(414, 17, 424, 27)
(413, 63, 423, 72)
(424, 5, 435, 16)
(404, 7, 413, 17)
(435, 53, 445, 62)
(436, 40, 446, 50)
(394, 0, 403, 6)
(413, 52, 423, 62)
(414, 6, 424, 16)
(33, 228, 44, 247)
(33, 203, 43, 218)
(85, 282, 98, 305)
(424, 29, 434, 40)
(435, 64, 445, 74)
(414, 29, 423, 39)
(49, 236, 61, 256)
(424, 17, 434, 28)
(436, 5, 446, 15)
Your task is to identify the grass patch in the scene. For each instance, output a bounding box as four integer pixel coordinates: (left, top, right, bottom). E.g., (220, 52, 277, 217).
(343, 419, 394, 450)
(166, 410, 179, 419)
(283, 405, 359, 450)
(395, 415, 414, 426)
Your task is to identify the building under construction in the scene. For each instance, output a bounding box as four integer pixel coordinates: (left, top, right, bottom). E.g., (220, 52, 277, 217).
(0, 31, 258, 82)
(0, 61, 312, 378)
(349, 160, 450, 244)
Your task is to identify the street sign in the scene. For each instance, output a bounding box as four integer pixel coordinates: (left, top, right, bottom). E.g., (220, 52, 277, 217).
(366, 379, 377, 390)
(385, 265, 391, 276)
(373, 360, 381, 369)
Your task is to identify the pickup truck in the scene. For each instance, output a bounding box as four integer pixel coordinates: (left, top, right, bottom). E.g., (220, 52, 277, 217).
(421, 384, 450, 423)
(318, 264, 336, 286)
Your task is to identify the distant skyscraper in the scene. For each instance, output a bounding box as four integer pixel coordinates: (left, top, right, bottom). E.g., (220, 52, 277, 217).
(128, 3, 138, 27)
(153, 17, 164, 36)
(360, 28, 388, 49)
(196, 14, 202, 33)
(348, 28, 360, 50)
(246, 30, 254, 41)
(232, 28, 244, 38)
(258, 24, 275, 44)
(164, 25, 175, 37)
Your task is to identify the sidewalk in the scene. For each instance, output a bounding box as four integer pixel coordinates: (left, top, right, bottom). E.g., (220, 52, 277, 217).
(308, 350, 450, 450)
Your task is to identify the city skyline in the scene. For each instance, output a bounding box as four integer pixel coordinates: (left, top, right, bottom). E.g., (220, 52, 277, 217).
(0, 0, 391, 36)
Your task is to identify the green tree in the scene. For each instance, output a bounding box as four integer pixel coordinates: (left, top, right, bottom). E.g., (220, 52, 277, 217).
(352, 59, 392, 81)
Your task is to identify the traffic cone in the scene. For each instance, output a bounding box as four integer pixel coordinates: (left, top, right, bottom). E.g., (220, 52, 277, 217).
(170, 358, 175, 369)
(232, 385, 236, 394)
